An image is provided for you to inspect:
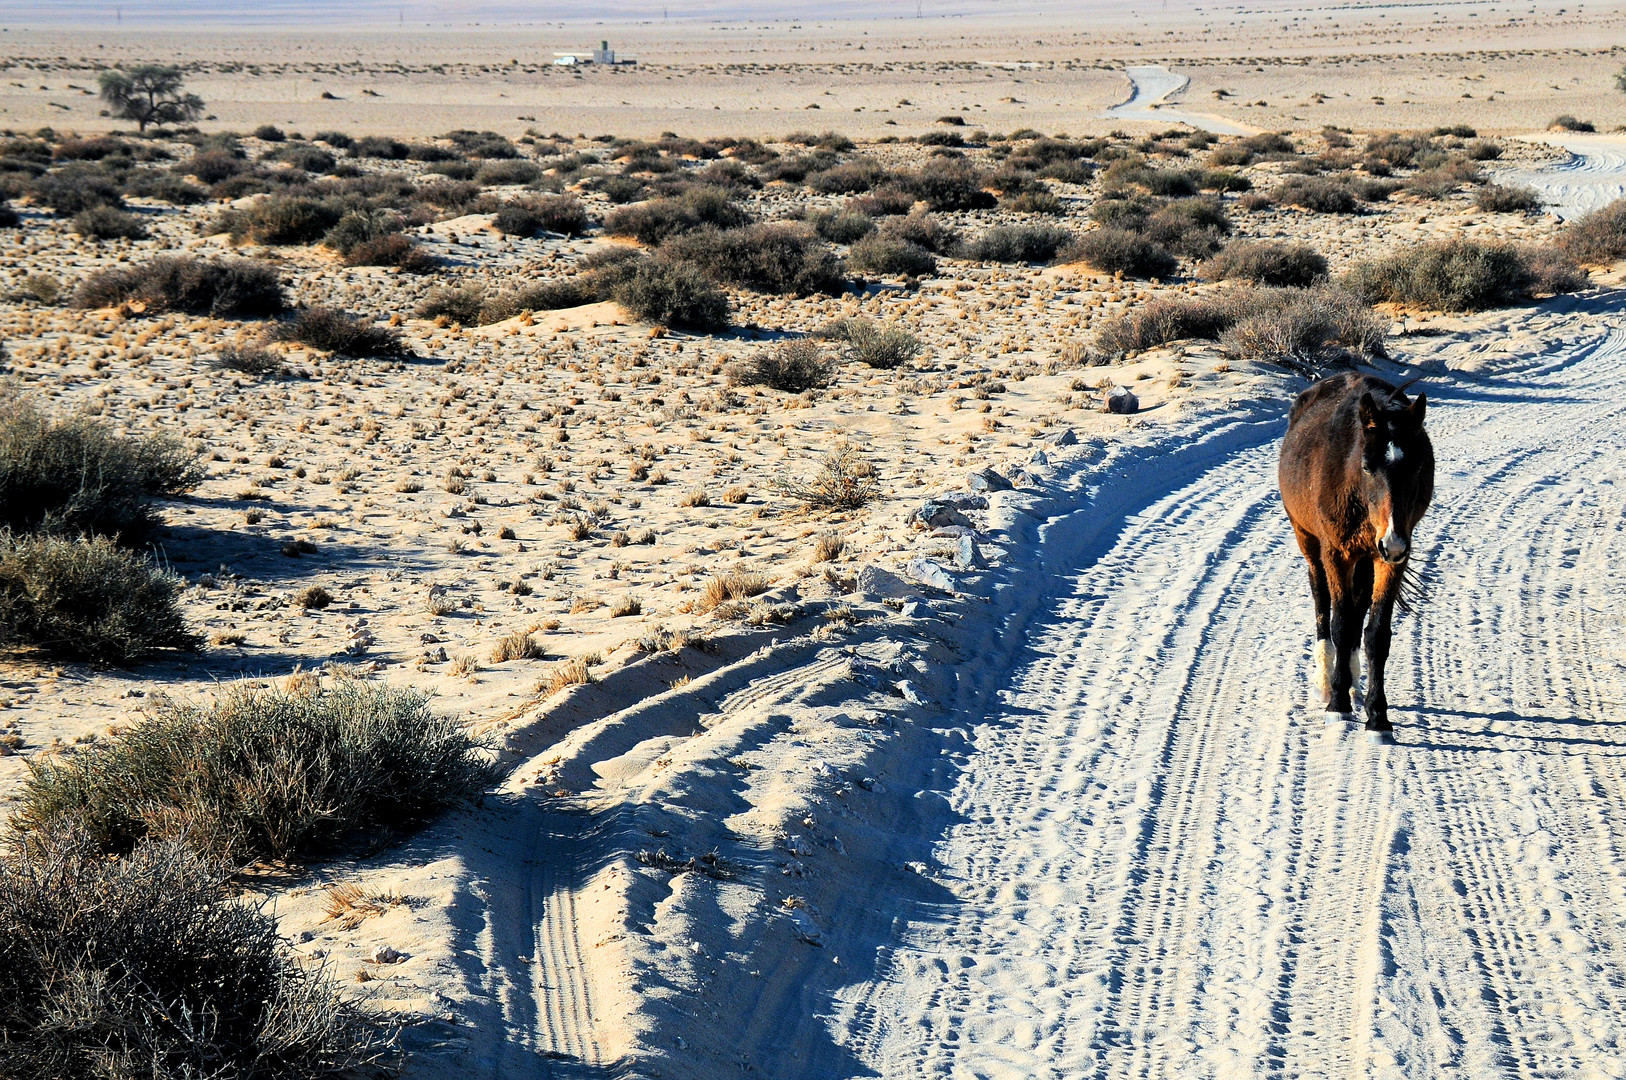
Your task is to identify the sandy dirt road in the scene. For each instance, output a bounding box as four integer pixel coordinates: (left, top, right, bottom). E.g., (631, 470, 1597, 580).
(833, 307, 1626, 1078)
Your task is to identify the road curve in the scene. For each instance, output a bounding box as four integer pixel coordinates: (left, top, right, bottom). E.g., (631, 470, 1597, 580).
(1503, 137, 1626, 220)
(842, 317, 1626, 1078)
(1105, 65, 1253, 136)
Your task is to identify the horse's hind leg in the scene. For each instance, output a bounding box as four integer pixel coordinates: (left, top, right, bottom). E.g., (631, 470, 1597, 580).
(1293, 525, 1333, 707)
(1348, 559, 1375, 698)
(1362, 560, 1405, 734)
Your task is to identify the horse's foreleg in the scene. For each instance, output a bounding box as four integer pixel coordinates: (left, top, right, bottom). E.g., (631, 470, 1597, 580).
(1295, 527, 1334, 707)
(1324, 556, 1359, 718)
(1363, 560, 1404, 733)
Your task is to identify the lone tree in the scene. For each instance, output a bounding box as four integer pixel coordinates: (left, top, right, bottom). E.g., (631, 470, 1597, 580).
(97, 65, 204, 132)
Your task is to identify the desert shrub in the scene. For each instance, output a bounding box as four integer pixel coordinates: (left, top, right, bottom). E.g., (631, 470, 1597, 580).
(1344, 238, 1585, 310)
(877, 209, 959, 254)
(349, 135, 410, 159)
(851, 188, 917, 216)
(588, 174, 648, 204)
(1243, 132, 1297, 157)
(474, 279, 599, 323)
(1349, 177, 1402, 202)
(345, 232, 435, 272)
(314, 130, 353, 149)
(473, 159, 540, 186)
(16, 680, 493, 862)
(274, 307, 407, 356)
(443, 129, 519, 158)
(662, 223, 846, 295)
(893, 160, 996, 210)
(71, 205, 147, 240)
(613, 258, 730, 329)
(0, 532, 197, 662)
(73, 255, 284, 318)
(1200, 241, 1328, 287)
(178, 147, 247, 183)
(30, 166, 123, 215)
(1550, 115, 1596, 133)
(1273, 176, 1358, 213)
(414, 178, 482, 211)
(1092, 285, 1386, 363)
(1198, 168, 1252, 193)
(251, 124, 286, 142)
(1063, 229, 1177, 279)
(493, 194, 591, 237)
(1465, 139, 1503, 161)
(807, 208, 875, 244)
(0, 396, 203, 539)
(821, 318, 922, 369)
(1364, 132, 1434, 168)
(725, 339, 835, 392)
(1406, 165, 1477, 200)
(807, 157, 890, 194)
(1036, 159, 1095, 184)
(773, 443, 879, 509)
(605, 187, 752, 244)
(1208, 143, 1254, 167)
(0, 830, 390, 1077)
(1476, 184, 1542, 213)
(1558, 199, 1626, 263)
(209, 343, 283, 376)
(121, 170, 206, 204)
(1003, 189, 1062, 214)
(52, 135, 134, 161)
(416, 282, 485, 324)
(268, 144, 335, 173)
(1089, 194, 1159, 231)
(322, 208, 400, 255)
(0, 200, 19, 227)
(1142, 196, 1231, 257)
(218, 194, 344, 245)
(966, 223, 1074, 264)
(847, 234, 937, 277)
(425, 159, 478, 181)
(918, 130, 965, 148)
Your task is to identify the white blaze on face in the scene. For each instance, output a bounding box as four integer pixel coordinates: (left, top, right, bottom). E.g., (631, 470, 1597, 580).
(1386, 442, 1404, 465)
(1378, 512, 1406, 561)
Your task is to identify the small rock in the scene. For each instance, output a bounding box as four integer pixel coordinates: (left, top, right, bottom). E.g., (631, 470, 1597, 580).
(905, 557, 955, 593)
(855, 564, 916, 599)
(900, 600, 925, 618)
(420, 633, 440, 644)
(371, 945, 405, 965)
(1048, 427, 1078, 446)
(1105, 386, 1139, 414)
(967, 468, 1013, 492)
(896, 680, 926, 705)
(954, 535, 986, 570)
(1030, 449, 1049, 466)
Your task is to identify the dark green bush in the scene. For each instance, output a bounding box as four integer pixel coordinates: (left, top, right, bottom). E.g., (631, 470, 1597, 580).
(892, 161, 996, 211)
(725, 339, 836, 393)
(604, 186, 752, 244)
(1273, 176, 1358, 214)
(15, 680, 493, 861)
(847, 234, 937, 277)
(1550, 115, 1596, 133)
(349, 135, 410, 159)
(0, 830, 391, 1077)
(1558, 199, 1626, 263)
(1199, 241, 1328, 287)
(966, 223, 1074, 264)
(807, 157, 890, 194)
(877, 209, 959, 254)
(0, 533, 198, 662)
(839, 319, 922, 369)
(251, 124, 286, 142)
(1063, 229, 1178, 279)
(662, 223, 846, 295)
(1344, 238, 1586, 310)
(71, 205, 147, 240)
(493, 194, 591, 237)
(314, 130, 354, 149)
(475, 159, 542, 186)
(614, 258, 730, 330)
(209, 343, 283, 376)
(0, 396, 203, 540)
(851, 188, 917, 217)
(178, 148, 247, 184)
(30, 166, 124, 215)
(442, 129, 519, 159)
(806, 208, 875, 244)
(322, 208, 400, 256)
(218, 195, 344, 245)
(268, 144, 335, 173)
(73, 255, 285, 318)
(274, 306, 409, 356)
(1476, 184, 1541, 213)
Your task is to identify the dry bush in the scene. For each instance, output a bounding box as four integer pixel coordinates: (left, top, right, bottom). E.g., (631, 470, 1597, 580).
(1199, 241, 1328, 287)
(811, 531, 844, 562)
(725, 339, 836, 393)
(613, 257, 730, 330)
(71, 205, 147, 240)
(493, 195, 592, 237)
(661, 223, 847, 296)
(1549, 115, 1596, 133)
(0, 533, 198, 663)
(0, 396, 203, 538)
(294, 585, 332, 610)
(345, 232, 436, 272)
(891, 159, 997, 210)
(321, 881, 407, 931)
(966, 223, 1075, 264)
(773, 443, 880, 510)
(697, 570, 773, 613)
(1063, 229, 1177, 279)
(73, 255, 284, 317)
(1475, 184, 1542, 213)
(216, 195, 344, 245)
(209, 343, 283, 376)
(15, 680, 493, 863)
(806, 208, 875, 244)
(273, 306, 409, 357)
(1092, 285, 1387, 364)
(29, 166, 124, 215)
(679, 487, 711, 507)
(1343, 238, 1585, 311)
(819, 317, 921, 370)
(1557, 199, 1626, 264)
(604, 186, 752, 244)
(0, 830, 391, 1078)
(492, 629, 540, 662)
(544, 657, 595, 694)
(610, 596, 642, 617)
(1272, 176, 1358, 214)
(847, 234, 937, 277)
(876, 209, 960, 253)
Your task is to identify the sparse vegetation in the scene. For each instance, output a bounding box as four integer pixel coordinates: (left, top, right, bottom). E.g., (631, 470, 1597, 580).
(1344, 238, 1586, 311)
(273, 306, 409, 357)
(15, 680, 493, 863)
(74, 255, 284, 318)
(773, 443, 880, 510)
(1557, 199, 1626, 264)
(1200, 242, 1329, 288)
(725, 339, 836, 392)
(1476, 184, 1542, 213)
(1091, 285, 1387, 365)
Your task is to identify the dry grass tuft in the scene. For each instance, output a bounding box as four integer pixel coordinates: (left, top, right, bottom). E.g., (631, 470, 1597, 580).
(773, 443, 881, 510)
(697, 570, 773, 613)
(491, 629, 540, 662)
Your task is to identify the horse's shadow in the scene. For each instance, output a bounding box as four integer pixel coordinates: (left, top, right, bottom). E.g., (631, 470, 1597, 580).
(1393, 706, 1626, 753)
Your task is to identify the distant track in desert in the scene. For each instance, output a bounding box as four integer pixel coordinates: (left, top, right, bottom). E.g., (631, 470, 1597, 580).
(838, 312, 1626, 1077)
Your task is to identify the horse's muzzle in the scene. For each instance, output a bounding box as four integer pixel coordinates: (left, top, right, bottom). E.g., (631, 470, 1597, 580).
(1378, 538, 1409, 564)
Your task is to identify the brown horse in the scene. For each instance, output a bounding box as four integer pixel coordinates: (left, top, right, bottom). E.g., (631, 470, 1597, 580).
(1278, 372, 1434, 740)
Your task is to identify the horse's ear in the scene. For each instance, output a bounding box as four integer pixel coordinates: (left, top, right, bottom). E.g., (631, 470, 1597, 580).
(1358, 392, 1379, 429)
(1407, 392, 1427, 426)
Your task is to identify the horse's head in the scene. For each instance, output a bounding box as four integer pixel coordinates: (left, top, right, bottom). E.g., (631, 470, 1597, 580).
(1357, 388, 1429, 564)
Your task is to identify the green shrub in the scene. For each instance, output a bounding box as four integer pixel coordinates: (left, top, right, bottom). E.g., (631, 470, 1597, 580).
(1199, 241, 1328, 287)
(1343, 238, 1585, 310)
(474, 159, 541, 186)
(892, 160, 996, 210)
(73, 255, 284, 318)
(217, 195, 344, 245)
(315, 130, 353, 148)
(847, 234, 937, 277)
(1063, 229, 1177, 279)
(273, 306, 409, 356)
(443, 129, 520, 159)
(321, 208, 399, 255)
(0, 532, 198, 662)
(1476, 184, 1541, 213)
(121, 170, 206, 204)
(1091, 285, 1386, 363)
(71, 205, 147, 240)
(1142, 196, 1231, 258)
(493, 194, 591, 237)
(967, 223, 1074, 264)
(345, 233, 435, 272)
(252, 124, 286, 142)
(604, 187, 752, 244)
(17, 680, 492, 862)
(806, 157, 890, 195)
(807, 208, 875, 244)
(349, 135, 409, 159)
(725, 339, 836, 393)
(1550, 115, 1596, 133)
(614, 258, 730, 330)
(415, 282, 486, 324)
(30, 166, 124, 215)
(1273, 176, 1358, 213)
(0, 201, 19, 228)
(0, 396, 203, 539)
(1465, 139, 1503, 161)
(1558, 199, 1626, 263)
(662, 223, 847, 295)
(772, 443, 879, 510)
(177, 147, 247, 183)
(820, 317, 922, 369)
(0, 830, 390, 1077)
(269, 143, 335, 172)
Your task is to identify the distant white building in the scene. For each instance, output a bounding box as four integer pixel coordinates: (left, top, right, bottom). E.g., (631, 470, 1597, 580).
(551, 41, 634, 66)
(593, 40, 615, 64)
